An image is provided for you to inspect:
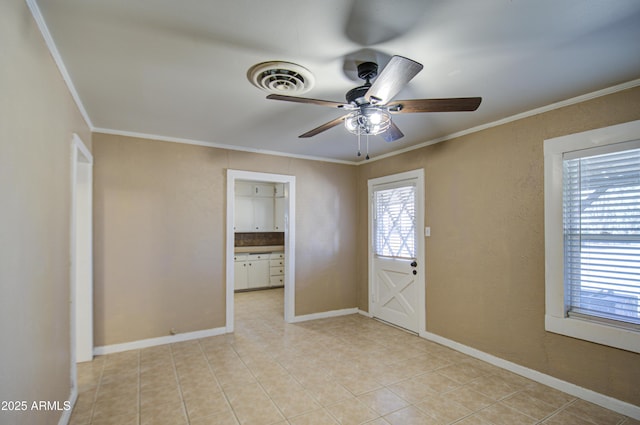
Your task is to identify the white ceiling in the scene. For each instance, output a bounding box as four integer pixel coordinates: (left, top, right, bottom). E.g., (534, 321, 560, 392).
(36, 0, 640, 163)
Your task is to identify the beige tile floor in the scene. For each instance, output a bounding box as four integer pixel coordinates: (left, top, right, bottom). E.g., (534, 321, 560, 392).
(71, 288, 638, 425)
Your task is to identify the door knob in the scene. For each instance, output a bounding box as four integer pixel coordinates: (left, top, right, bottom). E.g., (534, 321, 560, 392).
(410, 261, 417, 267)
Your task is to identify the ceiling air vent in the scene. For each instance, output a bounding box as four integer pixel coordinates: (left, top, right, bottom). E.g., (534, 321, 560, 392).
(247, 61, 314, 95)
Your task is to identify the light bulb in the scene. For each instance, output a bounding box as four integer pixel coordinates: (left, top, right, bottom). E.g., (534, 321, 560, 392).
(345, 114, 358, 132)
(369, 112, 382, 125)
(344, 108, 391, 136)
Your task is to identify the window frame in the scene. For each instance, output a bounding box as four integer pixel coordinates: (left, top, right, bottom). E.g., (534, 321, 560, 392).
(544, 119, 640, 354)
(373, 183, 417, 260)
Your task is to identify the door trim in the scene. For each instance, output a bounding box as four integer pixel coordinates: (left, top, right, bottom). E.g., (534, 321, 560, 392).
(368, 169, 425, 334)
(225, 170, 296, 332)
(70, 133, 93, 395)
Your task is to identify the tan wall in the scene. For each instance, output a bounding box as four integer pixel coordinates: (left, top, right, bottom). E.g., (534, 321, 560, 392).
(0, 1, 92, 424)
(3, 0, 637, 416)
(92, 134, 357, 346)
(356, 86, 640, 406)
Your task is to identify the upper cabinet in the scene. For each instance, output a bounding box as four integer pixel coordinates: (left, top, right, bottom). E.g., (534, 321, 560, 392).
(274, 183, 285, 198)
(274, 197, 285, 231)
(236, 182, 275, 197)
(234, 181, 285, 232)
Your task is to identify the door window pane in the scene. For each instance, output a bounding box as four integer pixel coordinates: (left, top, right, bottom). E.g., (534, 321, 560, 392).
(374, 185, 416, 259)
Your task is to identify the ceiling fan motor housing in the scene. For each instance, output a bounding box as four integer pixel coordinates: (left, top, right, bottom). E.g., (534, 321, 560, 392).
(357, 61, 378, 81)
(346, 61, 379, 105)
(346, 85, 370, 105)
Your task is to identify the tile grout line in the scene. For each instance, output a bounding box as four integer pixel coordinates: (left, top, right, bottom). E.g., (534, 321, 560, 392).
(533, 397, 581, 425)
(230, 331, 290, 424)
(168, 343, 190, 425)
(197, 338, 242, 425)
(137, 350, 141, 425)
(388, 365, 538, 424)
(88, 357, 106, 425)
(75, 290, 633, 425)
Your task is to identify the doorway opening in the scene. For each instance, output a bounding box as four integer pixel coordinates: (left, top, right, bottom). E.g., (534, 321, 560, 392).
(225, 170, 296, 332)
(70, 134, 93, 393)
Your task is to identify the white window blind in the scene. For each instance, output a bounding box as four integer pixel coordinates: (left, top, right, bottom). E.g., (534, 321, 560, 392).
(374, 184, 416, 259)
(563, 144, 640, 327)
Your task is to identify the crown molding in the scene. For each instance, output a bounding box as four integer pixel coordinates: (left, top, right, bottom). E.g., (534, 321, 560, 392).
(95, 72, 640, 166)
(362, 78, 640, 165)
(25, 0, 94, 130)
(93, 128, 357, 165)
(26, 0, 639, 166)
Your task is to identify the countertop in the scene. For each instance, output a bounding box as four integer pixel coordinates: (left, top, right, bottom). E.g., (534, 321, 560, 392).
(234, 245, 284, 253)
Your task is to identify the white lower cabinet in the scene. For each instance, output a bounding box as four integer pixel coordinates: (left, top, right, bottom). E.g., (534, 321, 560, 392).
(234, 251, 284, 291)
(233, 254, 248, 290)
(247, 254, 270, 289)
(269, 252, 285, 287)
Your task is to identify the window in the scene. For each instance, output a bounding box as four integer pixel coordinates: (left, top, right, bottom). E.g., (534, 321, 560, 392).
(564, 145, 640, 325)
(544, 119, 640, 353)
(374, 184, 416, 259)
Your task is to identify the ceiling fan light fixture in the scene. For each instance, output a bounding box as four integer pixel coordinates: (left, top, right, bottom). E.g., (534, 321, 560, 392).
(344, 108, 391, 136)
(247, 61, 315, 95)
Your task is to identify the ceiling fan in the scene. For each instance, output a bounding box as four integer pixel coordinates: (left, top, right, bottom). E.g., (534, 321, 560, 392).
(266, 55, 482, 146)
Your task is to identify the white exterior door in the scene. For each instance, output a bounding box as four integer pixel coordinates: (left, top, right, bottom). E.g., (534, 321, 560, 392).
(369, 170, 425, 334)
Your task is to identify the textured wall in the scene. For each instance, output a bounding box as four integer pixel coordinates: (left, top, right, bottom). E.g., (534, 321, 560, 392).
(92, 134, 357, 346)
(356, 86, 640, 406)
(0, 1, 92, 424)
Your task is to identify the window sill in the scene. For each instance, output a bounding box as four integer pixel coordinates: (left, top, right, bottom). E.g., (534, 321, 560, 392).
(545, 314, 640, 354)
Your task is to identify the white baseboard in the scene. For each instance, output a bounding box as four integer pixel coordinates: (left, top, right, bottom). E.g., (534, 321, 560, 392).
(421, 331, 640, 420)
(94, 326, 227, 356)
(357, 309, 372, 318)
(57, 387, 77, 425)
(290, 308, 359, 323)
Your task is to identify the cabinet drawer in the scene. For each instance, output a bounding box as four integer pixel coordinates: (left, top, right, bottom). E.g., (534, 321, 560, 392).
(270, 276, 284, 287)
(234, 254, 248, 261)
(248, 253, 269, 261)
(269, 259, 284, 267)
(269, 252, 284, 260)
(270, 266, 284, 276)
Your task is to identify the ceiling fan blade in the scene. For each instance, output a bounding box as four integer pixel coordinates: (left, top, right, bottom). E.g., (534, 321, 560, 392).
(299, 115, 347, 138)
(388, 97, 482, 113)
(267, 94, 347, 109)
(380, 121, 404, 142)
(365, 55, 423, 104)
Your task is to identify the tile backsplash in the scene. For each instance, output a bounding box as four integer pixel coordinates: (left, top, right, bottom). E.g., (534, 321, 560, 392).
(235, 232, 284, 247)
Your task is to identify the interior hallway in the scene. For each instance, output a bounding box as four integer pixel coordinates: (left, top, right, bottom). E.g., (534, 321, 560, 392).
(70, 288, 636, 425)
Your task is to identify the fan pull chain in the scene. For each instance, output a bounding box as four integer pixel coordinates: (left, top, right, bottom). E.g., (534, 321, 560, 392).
(356, 131, 361, 157)
(366, 134, 370, 160)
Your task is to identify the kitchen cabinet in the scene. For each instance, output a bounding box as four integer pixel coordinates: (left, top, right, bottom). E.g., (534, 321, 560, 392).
(236, 181, 276, 197)
(253, 183, 276, 197)
(234, 181, 284, 232)
(234, 251, 284, 291)
(274, 183, 285, 197)
(247, 253, 270, 288)
(234, 197, 254, 232)
(274, 197, 285, 231)
(234, 254, 249, 290)
(269, 252, 285, 287)
(235, 182, 254, 197)
(234, 197, 273, 231)
(252, 197, 275, 231)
